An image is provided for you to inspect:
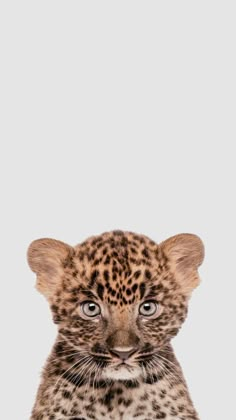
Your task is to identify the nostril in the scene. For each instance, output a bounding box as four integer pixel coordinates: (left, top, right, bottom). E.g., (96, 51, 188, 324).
(110, 347, 137, 361)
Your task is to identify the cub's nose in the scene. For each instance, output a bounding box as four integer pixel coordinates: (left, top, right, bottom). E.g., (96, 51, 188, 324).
(110, 347, 137, 361)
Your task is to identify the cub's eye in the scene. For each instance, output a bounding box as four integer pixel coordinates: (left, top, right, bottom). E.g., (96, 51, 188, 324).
(139, 301, 159, 317)
(81, 301, 101, 318)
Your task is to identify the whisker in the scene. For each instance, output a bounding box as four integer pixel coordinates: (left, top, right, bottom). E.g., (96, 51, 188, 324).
(152, 354, 182, 385)
(52, 354, 91, 403)
(49, 351, 84, 364)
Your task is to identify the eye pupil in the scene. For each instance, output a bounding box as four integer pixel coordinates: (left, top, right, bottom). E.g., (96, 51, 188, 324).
(81, 301, 101, 317)
(139, 301, 159, 317)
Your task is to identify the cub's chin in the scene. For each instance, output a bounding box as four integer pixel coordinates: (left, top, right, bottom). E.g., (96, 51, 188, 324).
(101, 363, 142, 381)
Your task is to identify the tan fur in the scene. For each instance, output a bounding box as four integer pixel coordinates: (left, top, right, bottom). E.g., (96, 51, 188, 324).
(28, 230, 204, 420)
(161, 234, 204, 294)
(28, 238, 73, 299)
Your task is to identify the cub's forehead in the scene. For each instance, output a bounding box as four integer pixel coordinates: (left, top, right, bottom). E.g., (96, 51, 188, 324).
(68, 230, 168, 306)
(74, 230, 160, 271)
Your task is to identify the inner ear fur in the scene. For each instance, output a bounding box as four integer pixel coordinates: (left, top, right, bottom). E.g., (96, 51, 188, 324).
(160, 233, 204, 293)
(27, 238, 73, 298)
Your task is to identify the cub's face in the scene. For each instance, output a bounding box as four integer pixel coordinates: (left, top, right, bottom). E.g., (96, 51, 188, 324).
(28, 231, 204, 382)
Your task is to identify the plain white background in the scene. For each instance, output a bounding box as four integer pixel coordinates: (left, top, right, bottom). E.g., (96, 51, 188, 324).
(0, 2, 235, 419)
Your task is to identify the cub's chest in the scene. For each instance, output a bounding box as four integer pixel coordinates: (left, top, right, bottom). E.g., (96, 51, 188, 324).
(50, 381, 192, 420)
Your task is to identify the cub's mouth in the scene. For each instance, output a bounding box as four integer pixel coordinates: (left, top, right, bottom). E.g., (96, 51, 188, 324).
(91, 351, 156, 381)
(101, 361, 142, 381)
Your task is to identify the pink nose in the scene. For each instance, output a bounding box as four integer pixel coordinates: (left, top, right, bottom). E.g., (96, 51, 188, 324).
(110, 347, 137, 361)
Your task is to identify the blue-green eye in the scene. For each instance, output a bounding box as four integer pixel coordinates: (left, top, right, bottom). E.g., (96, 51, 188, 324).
(81, 301, 101, 317)
(139, 301, 159, 317)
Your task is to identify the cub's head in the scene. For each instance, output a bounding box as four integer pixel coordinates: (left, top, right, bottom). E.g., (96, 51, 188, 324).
(27, 230, 204, 382)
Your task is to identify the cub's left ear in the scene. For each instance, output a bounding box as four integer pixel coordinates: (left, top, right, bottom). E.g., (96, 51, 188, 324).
(160, 234, 204, 293)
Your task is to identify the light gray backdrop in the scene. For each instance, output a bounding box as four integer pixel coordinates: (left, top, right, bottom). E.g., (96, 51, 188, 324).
(0, 1, 235, 419)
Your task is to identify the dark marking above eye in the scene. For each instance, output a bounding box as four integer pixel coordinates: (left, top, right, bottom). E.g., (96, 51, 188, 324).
(97, 283, 104, 300)
(80, 289, 98, 300)
(89, 270, 99, 288)
(139, 282, 146, 299)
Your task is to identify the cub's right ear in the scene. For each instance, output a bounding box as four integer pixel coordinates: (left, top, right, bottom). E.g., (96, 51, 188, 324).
(27, 238, 73, 299)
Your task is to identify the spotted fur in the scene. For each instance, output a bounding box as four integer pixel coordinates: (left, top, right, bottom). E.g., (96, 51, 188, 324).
(27, 230, 204, 419)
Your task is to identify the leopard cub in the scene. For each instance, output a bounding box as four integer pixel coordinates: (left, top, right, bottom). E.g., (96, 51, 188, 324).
(28, 230, 204, 420)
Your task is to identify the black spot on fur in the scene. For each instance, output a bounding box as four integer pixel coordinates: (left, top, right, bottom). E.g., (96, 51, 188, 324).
(103, 390, 115, 407)
(144, 373, 160, 384)
(134, 270, 141, 279)
(139, 282, 146, 299)
(142, 248, 150, 258)
(63, 390, 71, 399)
(132, 284, 138, 293)
(104, 270, 109, 281)
(88, 270, 99, 288)
(124, 380, 139, 388)
(97, 283, 104, 300)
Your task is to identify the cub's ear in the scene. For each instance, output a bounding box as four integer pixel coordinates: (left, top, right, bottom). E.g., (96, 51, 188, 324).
(160, 234, 204, 294)
(27, 238, 73, 299)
